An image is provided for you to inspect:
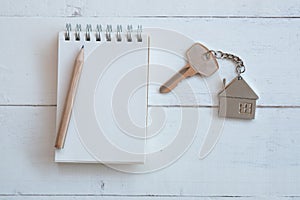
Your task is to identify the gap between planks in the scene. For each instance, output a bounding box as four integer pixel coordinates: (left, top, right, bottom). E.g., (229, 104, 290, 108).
(1, 16, 300, 19)
(122, 16, 300, 19)
(0, 194, 279, 197)
(0, 194, 299, 198)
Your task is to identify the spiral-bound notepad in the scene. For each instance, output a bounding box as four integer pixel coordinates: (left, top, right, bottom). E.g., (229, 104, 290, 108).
(55, 24, 149, 163)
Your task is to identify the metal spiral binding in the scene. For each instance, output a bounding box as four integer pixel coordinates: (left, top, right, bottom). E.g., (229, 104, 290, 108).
(137, 25, 142, 42)
(75, 24, 81, 41)
(86, 24, 92, 41)
(117, 25, 122, 42)
(106, 25, 112, 41)
(127, 25, 133, 42)
(65, 23, 71, 40)
(96, 24, 102, 41)
(64, 24, 142, 42)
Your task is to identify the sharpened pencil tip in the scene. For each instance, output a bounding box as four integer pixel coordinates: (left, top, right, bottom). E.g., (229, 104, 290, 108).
(81, 45, 84, 49)
(159, 85, 170, 93)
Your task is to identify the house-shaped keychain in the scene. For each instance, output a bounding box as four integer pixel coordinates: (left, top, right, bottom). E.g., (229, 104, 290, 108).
(218, 76, 259, 119)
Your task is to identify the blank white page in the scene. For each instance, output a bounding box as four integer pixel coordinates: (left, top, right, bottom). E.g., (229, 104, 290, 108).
(55, 31, 149, 163)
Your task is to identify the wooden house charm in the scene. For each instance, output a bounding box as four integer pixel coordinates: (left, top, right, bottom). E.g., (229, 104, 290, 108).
(218, 76, 259, 119)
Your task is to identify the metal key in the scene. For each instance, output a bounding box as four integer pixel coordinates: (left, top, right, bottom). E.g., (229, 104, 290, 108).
(159, 43, 219, 93)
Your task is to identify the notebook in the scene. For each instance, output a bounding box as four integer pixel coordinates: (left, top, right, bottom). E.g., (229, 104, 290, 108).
(55, 24, 149, 164)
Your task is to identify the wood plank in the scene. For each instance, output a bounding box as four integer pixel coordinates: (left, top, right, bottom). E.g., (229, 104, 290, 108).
(0, 196, 299, 200)
(0, 107, 299, 196)
(0, 0, 300, 17)
(0, 18, 299, 106)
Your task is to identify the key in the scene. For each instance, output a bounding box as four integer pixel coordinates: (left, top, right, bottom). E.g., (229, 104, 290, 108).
(159, 43, 219, 93)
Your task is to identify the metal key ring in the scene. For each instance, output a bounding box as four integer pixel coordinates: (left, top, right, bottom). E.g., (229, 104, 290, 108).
(236, 65, 246, 74)
(208, 50, 223, 59)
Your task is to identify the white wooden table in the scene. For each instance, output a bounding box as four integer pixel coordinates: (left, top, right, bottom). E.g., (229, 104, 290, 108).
(0, 0, 300, 199)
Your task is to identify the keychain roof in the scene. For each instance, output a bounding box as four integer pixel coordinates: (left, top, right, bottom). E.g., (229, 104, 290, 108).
(219, 76, 258, 100)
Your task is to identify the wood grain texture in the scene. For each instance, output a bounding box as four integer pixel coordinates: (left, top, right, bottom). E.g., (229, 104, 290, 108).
(0, 107, 299, 196)
(1, 1, 300, 199)
(0, 0, 300, 17)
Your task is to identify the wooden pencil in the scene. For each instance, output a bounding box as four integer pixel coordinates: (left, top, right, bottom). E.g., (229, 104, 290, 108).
(55, 45, 84, 149)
